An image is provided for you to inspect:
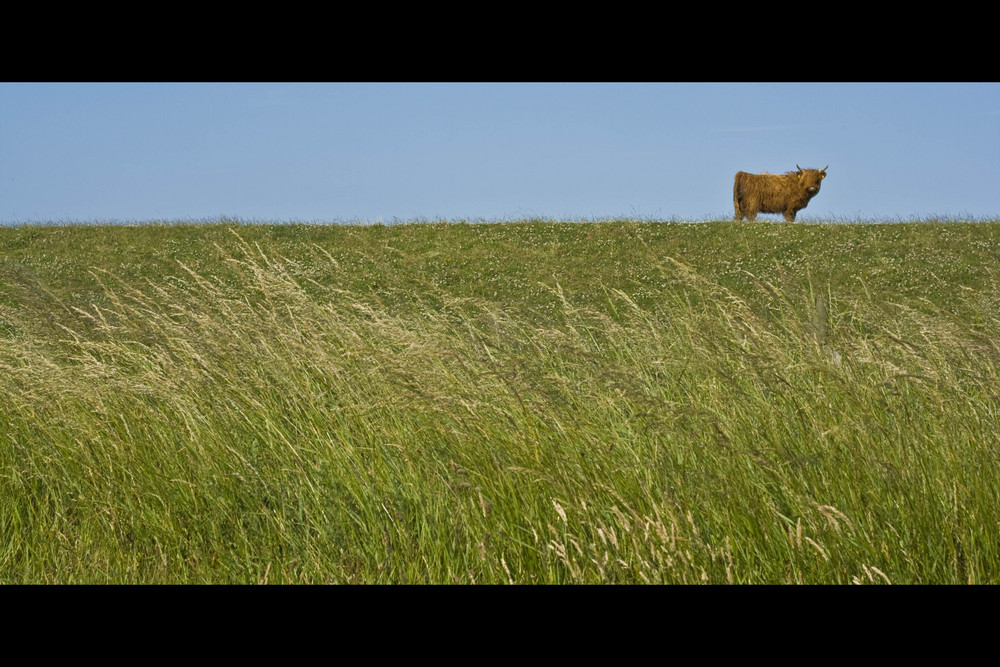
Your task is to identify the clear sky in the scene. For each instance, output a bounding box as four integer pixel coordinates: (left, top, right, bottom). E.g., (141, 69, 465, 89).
(2, 82, 998, 224)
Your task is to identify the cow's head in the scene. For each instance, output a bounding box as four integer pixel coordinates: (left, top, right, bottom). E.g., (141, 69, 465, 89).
(796, 165, 827, 196)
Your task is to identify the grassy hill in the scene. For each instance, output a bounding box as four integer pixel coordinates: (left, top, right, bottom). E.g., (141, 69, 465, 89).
(2, 219, 999, 583)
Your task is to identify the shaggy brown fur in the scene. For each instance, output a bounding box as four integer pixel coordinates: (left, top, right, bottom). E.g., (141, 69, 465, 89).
(733, 165, 827, 221)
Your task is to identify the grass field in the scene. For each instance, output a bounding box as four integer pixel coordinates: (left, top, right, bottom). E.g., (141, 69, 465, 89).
(2, 218, 999, 584)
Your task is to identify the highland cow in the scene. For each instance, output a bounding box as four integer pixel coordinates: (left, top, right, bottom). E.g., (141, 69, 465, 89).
(733, 165, 827, 221)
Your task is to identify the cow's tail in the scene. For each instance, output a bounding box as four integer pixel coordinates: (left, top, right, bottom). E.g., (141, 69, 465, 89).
(733, 172, 745, 220)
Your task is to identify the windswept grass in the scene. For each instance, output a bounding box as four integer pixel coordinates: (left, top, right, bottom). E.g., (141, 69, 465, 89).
(1, 219, 999, 583)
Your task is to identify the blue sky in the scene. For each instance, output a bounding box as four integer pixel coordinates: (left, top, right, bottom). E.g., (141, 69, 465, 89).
(2, 82, 998, 224)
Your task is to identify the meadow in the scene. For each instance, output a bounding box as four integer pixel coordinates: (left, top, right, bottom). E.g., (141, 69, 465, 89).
(1, 218, 999, 584)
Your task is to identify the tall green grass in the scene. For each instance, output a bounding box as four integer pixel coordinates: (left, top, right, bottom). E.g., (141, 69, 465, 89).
(2, 219, 999, 583)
